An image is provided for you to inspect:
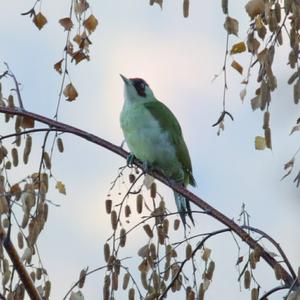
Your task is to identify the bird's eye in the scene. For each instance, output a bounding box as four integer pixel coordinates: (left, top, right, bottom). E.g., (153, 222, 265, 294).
(140, 82, 145, 89)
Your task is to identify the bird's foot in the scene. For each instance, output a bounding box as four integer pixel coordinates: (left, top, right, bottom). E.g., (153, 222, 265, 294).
(126, 153, 135, 168)
(142, 160, 152, 174)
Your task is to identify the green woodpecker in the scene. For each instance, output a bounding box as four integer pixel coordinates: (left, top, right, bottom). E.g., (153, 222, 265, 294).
(120, 74, 196, 227)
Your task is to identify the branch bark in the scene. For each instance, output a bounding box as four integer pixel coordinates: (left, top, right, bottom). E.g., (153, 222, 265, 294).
(0, 106, 298, 293)
(0, 227, 42, 300)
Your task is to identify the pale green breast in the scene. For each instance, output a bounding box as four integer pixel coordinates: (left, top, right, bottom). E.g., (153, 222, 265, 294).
(120, 101, 184, 181)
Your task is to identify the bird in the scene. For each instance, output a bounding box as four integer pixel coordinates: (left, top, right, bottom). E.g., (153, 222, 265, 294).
(119, 74, 196, 227)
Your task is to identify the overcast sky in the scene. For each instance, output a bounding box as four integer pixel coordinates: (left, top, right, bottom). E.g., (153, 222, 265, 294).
(0, 1, 299, 299)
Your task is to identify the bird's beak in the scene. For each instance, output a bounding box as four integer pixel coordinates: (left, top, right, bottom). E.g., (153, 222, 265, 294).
(120, 74, 130, 85)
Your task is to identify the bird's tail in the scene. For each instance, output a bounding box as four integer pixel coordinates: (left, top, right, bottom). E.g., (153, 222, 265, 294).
(174, 192, 194, 228)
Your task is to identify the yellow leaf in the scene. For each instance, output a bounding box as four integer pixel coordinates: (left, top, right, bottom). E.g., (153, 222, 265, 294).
(54, 59, 63, 74)
(63, 83, 78, 101)
(255, 136, 266, 150)
(231, 60, 243, 75)
(230, 42, 246, 54)
(83, 14, 98, 34)
(224, 16, 239, 36)
(59, 17, 73, 31)
(33, 12, 47, 30)
(56, 181, 66, 195)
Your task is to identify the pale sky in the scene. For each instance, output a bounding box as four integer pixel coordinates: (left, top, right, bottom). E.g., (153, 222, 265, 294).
(0, 1, 299, 299)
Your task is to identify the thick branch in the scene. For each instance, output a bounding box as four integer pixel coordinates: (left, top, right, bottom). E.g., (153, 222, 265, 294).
(0, 228, 42, 300)
(0, 106, 297, 291)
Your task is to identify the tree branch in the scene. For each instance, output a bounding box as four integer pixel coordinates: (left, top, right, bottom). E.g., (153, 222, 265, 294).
(0, 227, 42, 300)
(0, 106, 298, 292)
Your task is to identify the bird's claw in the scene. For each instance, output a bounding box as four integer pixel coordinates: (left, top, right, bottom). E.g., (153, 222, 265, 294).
(126, 153, 135, 168)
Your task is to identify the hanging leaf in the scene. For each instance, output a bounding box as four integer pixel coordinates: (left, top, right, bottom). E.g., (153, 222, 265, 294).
(63, 83, 78, 101)
(224, 16, 239, 36)
(56, 181, 66, 195)
(255, 136, 266, 150)
(83, 14, 99, 33)
(33, 12, 47, 30)
(245, 0, 264, 19)
(59, 17, 73, 31)
(230, 42, 246, 54)
(54, 59, 63, 74)
(21, 116, 35, 129)
(231, 60, 243, 75)
(240, 88, 247, 101)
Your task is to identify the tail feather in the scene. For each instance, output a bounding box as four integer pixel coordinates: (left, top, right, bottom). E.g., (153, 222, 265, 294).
(174, 192, 194, 227)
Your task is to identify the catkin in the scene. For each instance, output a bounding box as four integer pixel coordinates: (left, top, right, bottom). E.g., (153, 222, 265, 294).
(136, 194, 143, 214)
(274, 263, 282, 280)
(186, 243, 192, 260)
(128, 288, 135, 300)
(56, 137, 64, 153)
(123, 272, 130, 290)
(143, 224, 153, 238)
(222, 0, 228, 14)
(11, 148, 18, 167)
(174, 219, 180, 230)
(18, 231, 24, 249)
(120, 228, 127, 247)
(111, 210, 118, 230)
(44, 280, 51, 299)
(104, 243, 110, 262)
(244, 270, 251, 289)
(206, 261, 215, 280)
(163, 218, 169, 235)
(251, 288, 259, 300)
(263, 111, 270, 129)
(43, 152, 51, 169)
(78, 269, 86, 288)
(183, 0, 189, 18)
(201, 248, 211, 262)
(150, 182, 156, 198)
(125, 205, 131, 217)
(198, 283, 205, 300)
(264, 127, 272, 149)
(105, 199, 112, 214)
(129, 174, 135, 183)
(112, 272, 118, 290)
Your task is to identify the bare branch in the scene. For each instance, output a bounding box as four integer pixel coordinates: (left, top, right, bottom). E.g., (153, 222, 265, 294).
(0, 106, 297, 292)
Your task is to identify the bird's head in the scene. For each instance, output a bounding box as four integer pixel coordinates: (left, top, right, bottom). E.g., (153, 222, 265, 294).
(120, 74, 155, 104)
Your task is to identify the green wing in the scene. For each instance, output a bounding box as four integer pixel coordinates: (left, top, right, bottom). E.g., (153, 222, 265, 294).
(144, 100, 196, 187)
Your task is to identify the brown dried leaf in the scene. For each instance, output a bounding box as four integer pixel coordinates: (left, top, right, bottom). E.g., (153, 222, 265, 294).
(230, 42, 246, 54)
(33, 12, 47, 30)
(55, 181, 66, 195)
(63, 83, 78, 101)
(75, 1, 89, 15)
(59, 17, 73, 31)
(245, 0, 264, 19)
(150, 0, 163, 8)
(21, 116, 35, 129)
(231, 60, 243, 75)
(83, 14, 98, 33)
(224, 16, 239, 36)
(54, 59, 63, 74)
(72, 50, 89, 65)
